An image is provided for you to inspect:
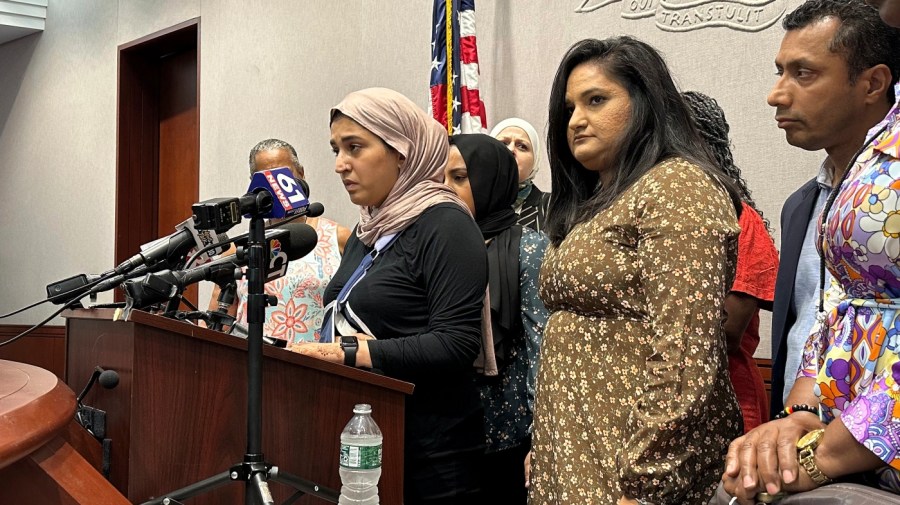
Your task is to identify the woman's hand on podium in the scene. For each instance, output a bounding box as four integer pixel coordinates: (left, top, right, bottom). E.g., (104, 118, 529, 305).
(288, 332, 373, 368)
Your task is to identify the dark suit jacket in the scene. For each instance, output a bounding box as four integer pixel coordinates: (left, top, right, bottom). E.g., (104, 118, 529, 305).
(770, 177, 822, 415)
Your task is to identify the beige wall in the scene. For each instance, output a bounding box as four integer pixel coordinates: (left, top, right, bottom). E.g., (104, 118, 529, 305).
(0, 0, 827, 357)
(0, 0, 118, 321)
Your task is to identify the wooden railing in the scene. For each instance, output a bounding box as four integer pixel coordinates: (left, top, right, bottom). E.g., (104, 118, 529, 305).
(755, 357, 773, 405)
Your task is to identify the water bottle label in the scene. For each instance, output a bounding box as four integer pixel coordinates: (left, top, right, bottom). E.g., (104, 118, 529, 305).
(339, 443, 382, 469)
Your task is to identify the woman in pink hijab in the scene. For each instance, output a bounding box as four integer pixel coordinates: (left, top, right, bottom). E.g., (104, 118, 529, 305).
(294, 88, 488, 503)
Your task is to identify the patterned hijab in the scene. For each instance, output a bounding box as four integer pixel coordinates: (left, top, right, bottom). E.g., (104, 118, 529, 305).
(331, 88, 470, 246)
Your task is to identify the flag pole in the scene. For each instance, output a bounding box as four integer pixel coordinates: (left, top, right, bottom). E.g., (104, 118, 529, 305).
(445, 0, 453, 134)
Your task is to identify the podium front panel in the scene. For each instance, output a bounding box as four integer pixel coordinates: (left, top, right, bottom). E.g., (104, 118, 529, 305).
(65, 309, 411, 505)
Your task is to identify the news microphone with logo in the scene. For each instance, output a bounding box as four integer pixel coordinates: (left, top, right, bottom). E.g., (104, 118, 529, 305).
(113, 219, 227, 275)
(123, 223, 318, 309)
(192, 167, 312, 232)
(246, 166, 310, 219)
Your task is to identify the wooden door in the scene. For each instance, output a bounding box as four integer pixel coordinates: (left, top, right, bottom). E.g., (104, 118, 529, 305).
(116, 19, 200, 306)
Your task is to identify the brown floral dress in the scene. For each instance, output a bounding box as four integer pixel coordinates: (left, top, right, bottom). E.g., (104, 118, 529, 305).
(531, 158, 743, 504)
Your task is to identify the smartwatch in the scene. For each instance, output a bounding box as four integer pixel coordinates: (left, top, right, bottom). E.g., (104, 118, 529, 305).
(340, 336, 359, 367)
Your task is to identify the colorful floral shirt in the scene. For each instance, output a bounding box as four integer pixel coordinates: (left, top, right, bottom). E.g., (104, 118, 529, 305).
(235, 217, 342, 343)
(478, 228, 550, 452)
(800, 104, 900, 491)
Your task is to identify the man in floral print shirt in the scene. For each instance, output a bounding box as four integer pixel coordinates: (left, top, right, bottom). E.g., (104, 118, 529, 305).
(722, 0, 900, 503)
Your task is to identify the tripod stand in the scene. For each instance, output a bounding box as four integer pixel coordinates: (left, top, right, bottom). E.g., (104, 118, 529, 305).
(141, 214, 339, 505)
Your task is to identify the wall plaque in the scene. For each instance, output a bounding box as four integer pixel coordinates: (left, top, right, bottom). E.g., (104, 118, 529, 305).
(577, 0, 786, 32)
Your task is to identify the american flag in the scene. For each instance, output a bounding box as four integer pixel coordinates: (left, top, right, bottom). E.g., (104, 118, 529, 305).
(430, 0, 487, 134)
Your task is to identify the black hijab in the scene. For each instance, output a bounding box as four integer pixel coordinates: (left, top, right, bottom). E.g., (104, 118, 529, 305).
(449, 133, 521, 365)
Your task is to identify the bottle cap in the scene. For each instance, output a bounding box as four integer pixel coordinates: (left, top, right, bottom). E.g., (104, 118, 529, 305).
(353, 403, 372, 414)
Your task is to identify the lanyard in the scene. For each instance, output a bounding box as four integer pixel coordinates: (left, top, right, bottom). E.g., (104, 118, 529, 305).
(319, 233, 399, 343)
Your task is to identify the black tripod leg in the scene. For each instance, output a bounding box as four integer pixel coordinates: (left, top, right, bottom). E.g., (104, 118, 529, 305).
(281, 490, 304, 505)
(139, 470, 233, 505)
(267, 467, 340, 503)
(248, 471, 276, 505)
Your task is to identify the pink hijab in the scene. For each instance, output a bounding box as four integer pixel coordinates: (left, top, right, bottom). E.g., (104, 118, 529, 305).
(331, 87, 471, 246)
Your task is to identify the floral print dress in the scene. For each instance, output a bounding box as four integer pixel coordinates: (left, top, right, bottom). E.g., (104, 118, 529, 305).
(531, 158, 742, 504)
(478, 227, 549, 452)
(235, 217, 342, 343)
(800, 107, 900, 491)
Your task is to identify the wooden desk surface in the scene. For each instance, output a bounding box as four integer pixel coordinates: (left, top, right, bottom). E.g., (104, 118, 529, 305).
(0, 359, 74, 470)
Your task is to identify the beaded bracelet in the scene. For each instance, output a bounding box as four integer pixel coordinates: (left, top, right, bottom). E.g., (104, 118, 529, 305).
(773, 404, 818, 420)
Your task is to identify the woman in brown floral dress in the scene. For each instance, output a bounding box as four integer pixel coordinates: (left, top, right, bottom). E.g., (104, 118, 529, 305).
(529, 36, 745, 504)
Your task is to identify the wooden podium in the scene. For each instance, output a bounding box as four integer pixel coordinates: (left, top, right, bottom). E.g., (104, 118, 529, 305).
(63, 308, 413, 505)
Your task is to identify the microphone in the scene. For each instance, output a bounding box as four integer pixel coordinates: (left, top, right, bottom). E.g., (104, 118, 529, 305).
(298, 178, 310, 198)
(224, 220, 318, 252)
(301, 201, 325, 219)
(246, 167, 310, 219)
(91, 205, 325, 296)
(123, 223, 318, 309)
(113, 218, 227, 275)
(98, 369, 120, 389)
(192, 167, 312, 232)
(46, 272, 109, 305)
(75, 366, 120, 440)
(76, 366, 120, 405)
(46, 219, 228, 304)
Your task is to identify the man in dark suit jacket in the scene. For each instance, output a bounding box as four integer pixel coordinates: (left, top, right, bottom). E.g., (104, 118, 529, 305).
(769, 177, 825, 415)
(767, 0, 899, 415)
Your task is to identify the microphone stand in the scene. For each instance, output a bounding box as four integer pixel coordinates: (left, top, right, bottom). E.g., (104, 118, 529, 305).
(244, 211, 270, 503)
(142, 211, 338, 504)
(207, 282, 237, 332)
(163, 291, 184, 318)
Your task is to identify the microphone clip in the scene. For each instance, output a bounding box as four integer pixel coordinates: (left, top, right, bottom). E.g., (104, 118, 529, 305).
(192, 193, 270, 233)
(76, 405, 107, 439)
(75, 366, 118, 440)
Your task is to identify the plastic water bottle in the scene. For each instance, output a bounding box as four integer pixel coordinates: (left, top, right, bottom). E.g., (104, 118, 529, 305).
(338, 404, 382, 505)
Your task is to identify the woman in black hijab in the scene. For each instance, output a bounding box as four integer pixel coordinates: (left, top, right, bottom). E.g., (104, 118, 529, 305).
(445, 133, 550, 504)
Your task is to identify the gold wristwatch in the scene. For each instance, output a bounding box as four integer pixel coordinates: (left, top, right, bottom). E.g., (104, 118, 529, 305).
(796, 429, 833, 486)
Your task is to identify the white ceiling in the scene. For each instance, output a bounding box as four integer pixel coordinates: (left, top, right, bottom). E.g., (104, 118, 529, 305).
(0, 0, 46, 46)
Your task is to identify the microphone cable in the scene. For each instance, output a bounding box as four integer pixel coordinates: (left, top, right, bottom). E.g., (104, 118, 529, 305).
(0, 270, 123, 319)
(0, 295, 87, 348)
